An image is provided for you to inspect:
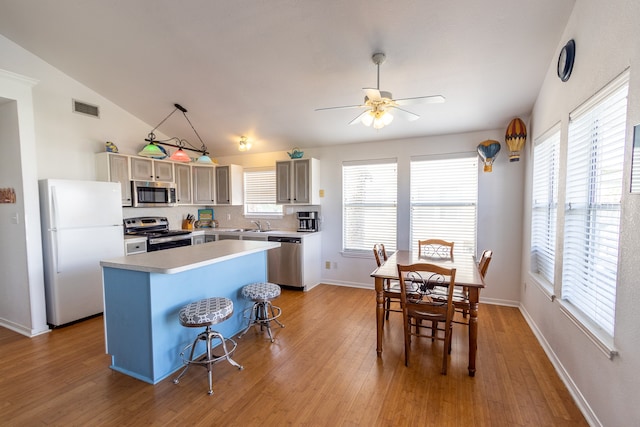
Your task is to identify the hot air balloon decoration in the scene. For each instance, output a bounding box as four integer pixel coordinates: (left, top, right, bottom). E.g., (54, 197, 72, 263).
(505, 118, 527, 162)
(477, 139, 501, 172)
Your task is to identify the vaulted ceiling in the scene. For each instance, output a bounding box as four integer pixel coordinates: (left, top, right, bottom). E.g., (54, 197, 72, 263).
(0, 0, 575, 156)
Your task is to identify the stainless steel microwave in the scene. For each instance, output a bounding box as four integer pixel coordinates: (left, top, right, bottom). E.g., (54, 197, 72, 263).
(132, 181, 177, 207)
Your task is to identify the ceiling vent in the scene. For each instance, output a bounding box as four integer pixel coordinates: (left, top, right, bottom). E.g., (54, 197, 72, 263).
(72, 99, 100, 118)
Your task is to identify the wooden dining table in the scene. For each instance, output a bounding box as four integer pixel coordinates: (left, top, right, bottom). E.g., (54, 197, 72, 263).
(370, 250, 485, 376)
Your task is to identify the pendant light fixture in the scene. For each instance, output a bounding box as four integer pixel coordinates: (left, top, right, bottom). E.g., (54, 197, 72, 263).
(138, 103, 213, 163)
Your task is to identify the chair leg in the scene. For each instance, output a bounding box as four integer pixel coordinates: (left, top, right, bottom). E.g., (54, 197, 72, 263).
(238, 302, 259, 339)
(206, 328, 214, 395)
(404, 319, 411, 367)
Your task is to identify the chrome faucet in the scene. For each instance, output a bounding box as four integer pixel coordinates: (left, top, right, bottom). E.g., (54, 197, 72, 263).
(251, 220, 262, 231)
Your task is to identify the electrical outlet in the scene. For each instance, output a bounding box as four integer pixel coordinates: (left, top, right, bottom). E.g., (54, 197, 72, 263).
(227, 213, 231, 220)
(325, 261, 331, 269)
(332, 262, 338, 269)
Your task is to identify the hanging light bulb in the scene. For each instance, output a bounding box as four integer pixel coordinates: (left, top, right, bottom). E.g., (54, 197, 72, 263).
(138, 142, 165, 158)
(361, 111, 375, 127)
(169, 147, 191, 162)
(196, 154, 214, 164)
(372, 109, 393, 129)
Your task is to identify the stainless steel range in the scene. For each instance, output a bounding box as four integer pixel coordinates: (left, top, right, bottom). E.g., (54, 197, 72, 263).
(124, 216, 192, 252)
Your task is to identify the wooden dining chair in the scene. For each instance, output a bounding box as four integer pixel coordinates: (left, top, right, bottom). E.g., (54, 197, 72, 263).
(373, 244, 402, 328)
(436, 249, 493, 323)
(397, 263, 456, 374)
(417, 239, 454, 258)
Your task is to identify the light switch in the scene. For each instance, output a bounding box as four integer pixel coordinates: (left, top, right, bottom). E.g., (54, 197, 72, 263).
(10, 213, 19, 224)
(319, 189, 325, 197)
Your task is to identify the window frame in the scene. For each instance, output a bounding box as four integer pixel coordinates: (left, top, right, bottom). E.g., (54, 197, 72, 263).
(559, 69, 629, 355)
(342, 158, 398, 256)
(409, 153, 478, 257)
(530, 124, 561, 294)
(243, 167, 283, 218)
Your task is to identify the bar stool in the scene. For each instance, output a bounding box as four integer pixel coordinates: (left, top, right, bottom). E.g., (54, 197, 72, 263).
(173, 297, 243, 395)
(238, 282, 285, 342)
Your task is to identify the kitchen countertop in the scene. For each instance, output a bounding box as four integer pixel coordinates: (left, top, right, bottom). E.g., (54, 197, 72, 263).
(101, 239, 279, 274)
(197, 228, 319, 238)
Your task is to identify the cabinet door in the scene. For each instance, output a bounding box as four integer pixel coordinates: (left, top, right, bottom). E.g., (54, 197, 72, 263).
(130, 157, 154, 181)
(192, 165, 215, 204)
(108, 154, 132, 206)
(174, 163, 192, 205)
(215, 166, 230, 205)
(154, 161, 174, 181)
(275, 161, 292, 204)
(292, 159, 310, 204)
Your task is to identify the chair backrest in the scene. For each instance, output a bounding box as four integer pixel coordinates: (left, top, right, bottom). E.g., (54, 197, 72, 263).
(417, 239, 454, 258)
(478, 249, 493, 278)
(373, 243, 388, 267)
(397, 263, 457, 318)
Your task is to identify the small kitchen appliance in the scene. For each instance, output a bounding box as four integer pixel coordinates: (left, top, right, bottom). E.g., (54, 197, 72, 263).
(131, 180, 177, 207)
(124, 216, 192, 251)
(297, 211, 318, 232)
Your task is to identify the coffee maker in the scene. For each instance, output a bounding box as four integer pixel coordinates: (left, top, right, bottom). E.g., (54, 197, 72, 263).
(297, 211, 318, 232)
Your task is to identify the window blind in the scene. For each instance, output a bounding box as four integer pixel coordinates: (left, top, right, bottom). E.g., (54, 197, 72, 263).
(562, 71, 629, 337)
(530, 126, 560, 286)
(410, 154, 478, 255)
(244, 169, 283, 215)
(343, 159, 397, 253)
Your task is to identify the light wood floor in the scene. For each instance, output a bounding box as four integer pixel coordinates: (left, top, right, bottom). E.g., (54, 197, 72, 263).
(0, 284, 586, 426)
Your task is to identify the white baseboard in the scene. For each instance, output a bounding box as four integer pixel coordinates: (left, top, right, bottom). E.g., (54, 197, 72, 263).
(0, 317, 50, 337)
(518, 304, 600, 427)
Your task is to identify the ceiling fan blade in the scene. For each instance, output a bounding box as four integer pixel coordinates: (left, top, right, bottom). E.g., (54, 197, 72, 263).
(393, 95, 446, 106)
(349, 110, 370, 125)
(392, 106, 420, 121)
(315, 103, 364, 111)
(363, 88, 382, 102)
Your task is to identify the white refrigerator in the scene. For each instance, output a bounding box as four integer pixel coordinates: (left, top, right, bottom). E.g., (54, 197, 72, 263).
(39, 179, 125, 326)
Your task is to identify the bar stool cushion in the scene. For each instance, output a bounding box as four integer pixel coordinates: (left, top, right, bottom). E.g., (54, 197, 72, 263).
(242, 282, 281, 301)
(179, 297, 233, 326)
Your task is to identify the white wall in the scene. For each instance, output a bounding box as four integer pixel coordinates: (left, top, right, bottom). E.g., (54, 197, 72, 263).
(0, 35, 163, 335)
(300, 132, 524, 306)
(523, 0, 640, 425)
(0, 70, 48, 336)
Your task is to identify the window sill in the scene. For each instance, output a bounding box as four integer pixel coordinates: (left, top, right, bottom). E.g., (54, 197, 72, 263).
(557, 300, 618, 360)
(341, 250, 374, 259)
(527, 272, 555, 302)
(243, 213, 284, 219)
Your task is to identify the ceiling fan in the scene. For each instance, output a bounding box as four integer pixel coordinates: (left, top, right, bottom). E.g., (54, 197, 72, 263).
(316, 53, 445, 129)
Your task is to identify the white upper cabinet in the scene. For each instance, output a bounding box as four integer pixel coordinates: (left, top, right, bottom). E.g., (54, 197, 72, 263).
(95, 152, 132, 206)
(174, 163, 192, 205)
(130, 157, 174, 182)
(192, 164, 216, 205)
(276, 158, 320, 205)
(215, 165, 243, 205)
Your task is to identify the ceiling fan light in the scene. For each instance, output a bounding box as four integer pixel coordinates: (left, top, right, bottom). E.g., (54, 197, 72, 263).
(238, 136, 252, 151)
(169, 148, 191, 162)
(138, 142, 163, 157)
(382, 111, 394, 125)
(361, 111, 375, 127)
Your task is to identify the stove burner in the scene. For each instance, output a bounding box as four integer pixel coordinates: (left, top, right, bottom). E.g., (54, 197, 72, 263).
(124, 216, 193, 252)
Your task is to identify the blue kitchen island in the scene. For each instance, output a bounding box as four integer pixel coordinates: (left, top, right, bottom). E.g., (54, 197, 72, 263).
(100, 240, 279, 384)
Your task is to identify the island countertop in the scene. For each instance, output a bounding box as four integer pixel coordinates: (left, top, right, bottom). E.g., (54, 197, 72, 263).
(100, 240, 280, 274)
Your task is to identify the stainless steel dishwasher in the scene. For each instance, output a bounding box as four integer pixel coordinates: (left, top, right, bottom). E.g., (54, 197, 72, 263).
(267, 236, 302, 288)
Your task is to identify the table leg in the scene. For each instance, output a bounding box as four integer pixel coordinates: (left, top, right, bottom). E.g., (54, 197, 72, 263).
(375, 277, 384, 356)
(467, 287, 479, 376)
